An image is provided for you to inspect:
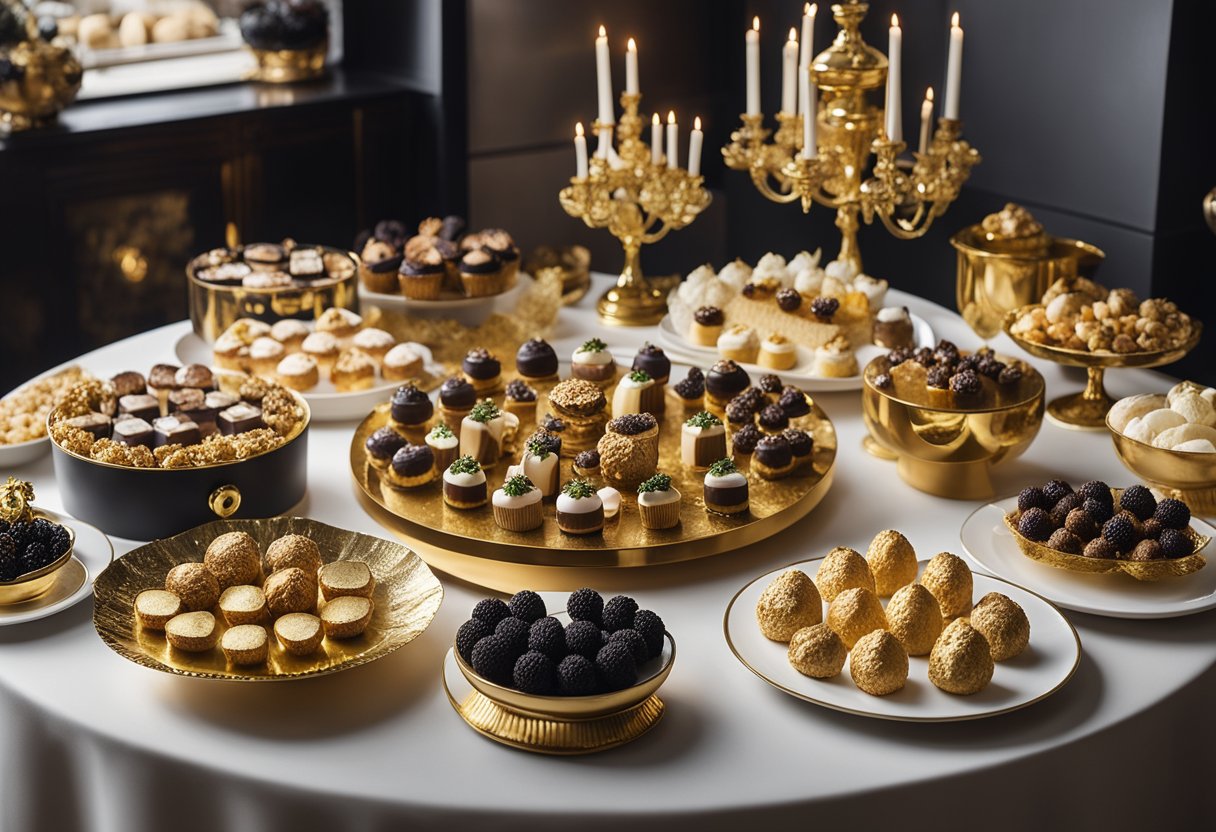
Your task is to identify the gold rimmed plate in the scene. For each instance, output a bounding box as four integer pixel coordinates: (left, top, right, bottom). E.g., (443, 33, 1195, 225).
(92, 517, 443, 681)
(723, 557, 1080, 722)
(0, 508, 113, 627)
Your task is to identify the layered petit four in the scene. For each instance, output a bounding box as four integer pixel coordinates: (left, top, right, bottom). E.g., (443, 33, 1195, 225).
(459, 399, 519, 468)
(548, 379, 608, 453)
(757, 333, 796, 370)
(425, 423, 459, 473)
(492, 474, 544, 532)
(717, 324, 759, 363)
(681, 411, 726, 469)
(612, 370, 661, 416)
(443, 456, 488, 509)
(519, 433, 560, 497)
(703, 458, 748, 515)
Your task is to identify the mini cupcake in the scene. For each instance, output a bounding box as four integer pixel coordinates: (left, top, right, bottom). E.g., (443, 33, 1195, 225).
(597, 412, 660, 489)
(387, 443, 436, 489)
(782, 428, 814, 472)
(492, 474, 543, 532)
(556, 479, 605, 535)
(704, 458, 749, 515)
(302, 331, 340, 375)
(459, 248, 504, 297)
(275, 353, 319, 392)
(672, 367, 705, 409)
(682, 411, 726, 469)
(425, 422, 459, 473)
(705, 360, 751, 407)
(332, 349, 377, 392)
(571, 338, 617, 386)
(390, 383, 434, 440)
(352, 327, 397, 363)
(480, 229, 521, 288)
(270, 319, 309, 351)
(515, 338, 560, 386)
(690, 306, 724, 347)
(382, 343, 423, 381)
(813, 336, 858, 378)
(632, 342, 671, 386)
(398, 247, 446, 299)
(574, 449, 601, 478)
(365, 426, 407, 471)
(462, 348, 502, 395)
(438, 376, 477, 431)
(443, 455, 488, 509)
(316, 308, 363, 344)
(637, 473, 682, 530)
(718, 324, 759, 364)
(758, 403, 790, 434)
(360, 238, 403, 294)
(250, 336, 286, 376)
(758, 333, 797, 370)
(459, 399, 520, 468)
(754, 434, 795, 480)
(503, 379, 538, 424)
(873, 306, 916, 349)
(520, 433, 560, 497)
(612, 370, 662, 417)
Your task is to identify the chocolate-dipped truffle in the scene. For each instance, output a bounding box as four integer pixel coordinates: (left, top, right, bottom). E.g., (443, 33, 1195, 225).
(462, 348, 502, 393)
(753, 435, 794, 479)
(365, 426, 407, 469)
(388, 443, 436, 488)
(505, 379, 537, 403)
(110, 371, 147, 397)
(515, 338, 559, 382)
(705, 360, 751, 406)
(631, 343, 671, 384)
(390, 383, 434, 428)
(758, 374, 784, 396)
(778, 386, 811, 418)
(673, 367, 705, 405)
(732, 423, 762, 455)
(758, 404, 790, 433)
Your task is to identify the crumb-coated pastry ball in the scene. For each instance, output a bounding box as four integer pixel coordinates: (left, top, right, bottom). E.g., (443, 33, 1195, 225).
(204, 531, 262, 589)
(826, 586, 887, 649)
(274, 613, 323, 656)
(849, 630, 909, 696)
(884, 584, 943, 656)
(1083, 537, 1118, 559)
(1129, 539, 1165, 562)
(1064, 508, 1098, 541)
(968, 592, 1030, 661)
(165, 563, 220, 612)
(320, 595, 374, 639)
(928, 618, 994, 695)
(788, 624, 847, 678)
(755, 570, 822, 642)
(865, 530, 918, 596)
(264, 567, 318, 617)
(165, 611, 220, 652)
(134, 589, 183, 631)
(221, 624, 270, 666)
(1047, 528, 1083, 554)
(265, 534, 322, 575)
(814, 547, 876, 602)
(918, 552, 973, 618)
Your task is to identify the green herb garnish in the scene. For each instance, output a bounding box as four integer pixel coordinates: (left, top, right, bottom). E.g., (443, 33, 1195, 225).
(578, 338, 608, 353)
(524, 437, 551, 459)
(708, 458, 738, 477)
(628, 369, 652, 383)
(561, 479, 597, 500)
(502, 474, 536, 497)
(685, 411, 722, 429)
(427, 423, 454, 439)
(637, 473, 673, 494)
(468, 399, 501, 423)
(448, 455, 482, 475)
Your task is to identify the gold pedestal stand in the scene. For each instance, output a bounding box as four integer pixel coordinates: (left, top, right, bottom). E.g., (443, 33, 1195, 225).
(559, 92, 711, 326)
(722, 1, 979, 274)
(244, 41, 327, 83)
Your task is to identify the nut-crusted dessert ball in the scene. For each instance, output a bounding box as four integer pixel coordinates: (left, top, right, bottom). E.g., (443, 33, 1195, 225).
(968, 592, 1030, 661)
(788, 624, 847, 678)
(756, 570, 822, 642)
(826, 586, 887, 649)
(865, 529, 918, 596)
(165, 563, 220, 612)
(918, 552, 973, 618)
(203, 531, 262, 589)
(928, 618, 994, 695)
(265, 534, 323, 575)
(814, 546, 876, 602)
(264, 567, 318, 617)
(849, 630, 908, 696)
(884, 584, 943, 656)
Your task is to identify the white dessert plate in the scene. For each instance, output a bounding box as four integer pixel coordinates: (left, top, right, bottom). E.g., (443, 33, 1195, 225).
(960, 497, 1216, 619)
(175, 332, 441, 423)
(0, 364, 90, 468)
(656, 312, 935, 391)
(724, 557, 1080, 722)
(0, 509, 113, 627)
(358, 273, 532, 327)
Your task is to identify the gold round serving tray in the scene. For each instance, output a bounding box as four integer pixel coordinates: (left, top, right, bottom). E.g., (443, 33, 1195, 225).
(349, 394, 836, 586)
(93, 517, 443, 681)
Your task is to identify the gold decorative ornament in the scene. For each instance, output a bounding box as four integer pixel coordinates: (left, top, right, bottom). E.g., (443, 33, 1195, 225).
(1108, 421, 1216, 516)
(0, 503, 76, 605)
(208, 485, 242, 519)
(0, 476, 34, 523)
(245, 40, 327, 84)
(722, 1, 978, 275)
(559, 93, 711, 326)
(0, 11, 82, 133)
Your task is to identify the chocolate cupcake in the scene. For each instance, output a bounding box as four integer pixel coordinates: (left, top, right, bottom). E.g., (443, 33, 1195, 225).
(480, 229, 521, 288)
(632, 343, 671, 385)
(442, 455, 488, 509)
(438, 376, 477, 431)
(387, 443, 436, 488)
(360, 238, 403, 294)
(704, 458, 749, 515)
(462, 348, 502, 395)
(459, 248, 504, 297)
(556, 479, 605, 535)
(390, 383, 434, 440)
(515, 338, 559, 385)
(754, 435, 795, 480)
(365, 426, 407, 471)
(398, 248, 445, 299)
(705, 360, 751, 407)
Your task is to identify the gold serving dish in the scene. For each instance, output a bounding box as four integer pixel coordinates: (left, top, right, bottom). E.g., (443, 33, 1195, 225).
(1002, 307, 1202, 431)
(92, 517, 443, 681)
(525, 245, 592, 306)
(1002, 492, 1208, 582)
(245, 41, 327, 83)
(1109, 418, 1216, 516)
(351, 392, 837, 591)
(861, 354, 1045, 500)
(0, 510, 75, 605)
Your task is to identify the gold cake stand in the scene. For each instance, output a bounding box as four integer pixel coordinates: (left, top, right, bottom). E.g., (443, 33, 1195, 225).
(1003, 308, 1202, 431)
(350, 394, 837, 592)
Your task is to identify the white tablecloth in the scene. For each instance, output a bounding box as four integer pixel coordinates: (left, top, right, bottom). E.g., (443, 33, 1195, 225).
(2, 275, 1214, 831)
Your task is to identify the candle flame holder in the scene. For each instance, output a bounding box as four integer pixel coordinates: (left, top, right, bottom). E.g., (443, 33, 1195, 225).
(559, 92, 712, 326)
(722, 1, 980, 274)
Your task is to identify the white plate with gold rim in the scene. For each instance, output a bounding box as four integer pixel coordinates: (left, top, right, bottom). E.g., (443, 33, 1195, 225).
(0, 510, 114, 627)
(723, 556, 1080, 722)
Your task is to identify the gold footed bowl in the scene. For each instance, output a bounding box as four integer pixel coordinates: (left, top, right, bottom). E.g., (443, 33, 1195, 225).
(1003, 308, 1202, 431)
(862, 354, 1045, 500)
(244, 42, 327, 83)
(0, 509, 75, 605)
(0, 36, 82, 133)
(1109, 421, 1216, 516)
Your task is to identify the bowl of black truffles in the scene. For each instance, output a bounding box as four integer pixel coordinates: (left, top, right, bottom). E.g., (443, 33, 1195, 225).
(239, 0, 329, 83)
(453, 588, 674, 719)
(0, 482, 76, 605)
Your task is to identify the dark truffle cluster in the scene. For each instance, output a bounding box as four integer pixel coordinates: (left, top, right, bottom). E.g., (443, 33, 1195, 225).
(776, 289, 802, 312)
(608, 413, 658, 436)
(0, 518, 72, 582)
(810, 297, 839, 320)
(504, 379, 537, 403)
(888, 339, 1025, 397)
(460, 589, 667, 696)
(574, 449, 601, 471)
(758, 374, 784, 395)
(673, 367, 705, 401)
(731, 423, 762, 455)
(240, 0, 329, 51)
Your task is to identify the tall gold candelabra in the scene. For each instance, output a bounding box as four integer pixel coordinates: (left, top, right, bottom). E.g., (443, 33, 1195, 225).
(722, 1, 980, 273)
(559, 92, 711, 326)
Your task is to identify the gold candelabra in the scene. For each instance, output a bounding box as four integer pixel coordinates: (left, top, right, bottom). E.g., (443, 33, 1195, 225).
(722, 1, 980, 273)
(559, 92, 711, 326)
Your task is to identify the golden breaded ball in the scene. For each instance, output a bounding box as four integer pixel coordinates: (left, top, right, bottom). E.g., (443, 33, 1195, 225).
(928, 618, 994, 695)
(265, 534, 323, 575)
(756, 570, 823, 642)
(814, 547, 875, 602)
(826, 586, 887, 649)
(204, 531, 262, 589)
(165, 562, 219, 612)
(866, 529, 918, 596)
(884, 583, 943, 656)
(968, 592, 1030, 661)
(918, 552, 973, 618)
(788, 624, 847, 678)
(264, 567, 318, 617)
(849, 630, 908, 696)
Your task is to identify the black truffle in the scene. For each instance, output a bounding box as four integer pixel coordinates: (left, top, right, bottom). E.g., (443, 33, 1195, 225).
(810, 297, 839, 320)
(607, 413, 658, 436)
(565, 620, 604, 658)
(471, 597, 511, 626)
(781, 428, 813, 457)
(632, 343, 671, 381)
(1154, 498, 1190, 530)
(596, 641, 638, 691)
(1078, 480, 1113, 506)
(574, 450, 601, 471)
(528, 616, 566, 661)
(557, 654, 600, 696)
(758, 374, 783, 394)
(778, 388, 811, 418)
(632, 609, 666, 657)
(776, 289, 802, 312)
(505, 378, 537, 402)
(1017, 507, 1055, 542)
(494, 616, 531, 658)
(732, 423, 762, 455)
(566, 587, 604, 625)
(470, 635, 515, 684)
(513, 651, 557, 694)
(609, 628, 650, 663)
(1017, 487, 1048, 512)
(516, 338, 559, 378)
(949, 369, 982, 396)
(1159, 528, 1194, 558)
(508, 589, 547, 623)
(602, 595, 640, 633)
(673, 369, 705, 401)
(1102, 514, 1137, 554)
(365, 427, 406, 461)
(758, 404, 790, 431)
(456, 618, 494, 663)
(1050, 491, 1086, 526)
(1042, 479, 1073, 507)
(1083, 497, 1114, 525)
(1119, 485, 1156, 521)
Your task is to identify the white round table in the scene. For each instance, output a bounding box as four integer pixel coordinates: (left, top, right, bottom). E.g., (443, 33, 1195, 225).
(2, 274, 1213, 831)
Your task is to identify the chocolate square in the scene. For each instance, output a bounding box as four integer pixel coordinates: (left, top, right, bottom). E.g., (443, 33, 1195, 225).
(118, 394, 160, 422)
(148, 364, 180, 390)
(289, 247, 325, 279)
(64, 412, 112, 440)
(112, 418, 154, 448)
(153, 415, 201, 448)
(217, 403, 265, 436)
(168, 388, 206, 414)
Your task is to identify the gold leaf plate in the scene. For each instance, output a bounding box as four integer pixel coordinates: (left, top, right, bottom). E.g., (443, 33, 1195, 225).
(93, 517, 443, 681)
